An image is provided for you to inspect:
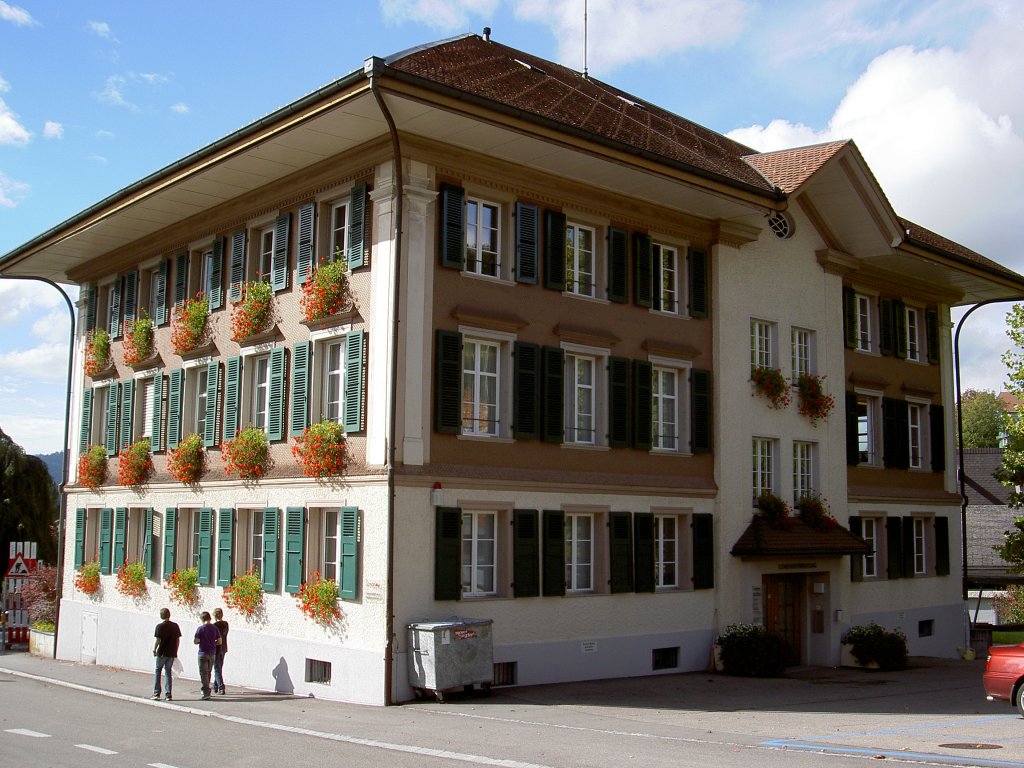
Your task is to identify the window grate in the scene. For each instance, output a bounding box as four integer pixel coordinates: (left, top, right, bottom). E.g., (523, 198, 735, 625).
(305, 658, 332, 685)
(652, 646, 679, 671)
(492, 661, 517, 686)
(918, 619, 934, 638)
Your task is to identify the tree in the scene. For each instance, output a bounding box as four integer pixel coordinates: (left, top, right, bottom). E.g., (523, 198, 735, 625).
(959, 389, 1003, 448)
(994, 306, 1024, 568)
(0, 428, 58, 564)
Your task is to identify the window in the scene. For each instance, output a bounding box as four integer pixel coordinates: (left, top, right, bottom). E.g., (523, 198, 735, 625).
(320, 339, 345, 423)
(906, 307, 921, 361)
(304, 331, 365, 435)
(908, 402, 925, 469)
(652, 366, 680, 451)
(793, 441, 815, 503)
(320, 509, 339, 582)
(565, 512, 593, 591)
(92, 385, 112, 448)
(567, 353, 596, 445)
(105, 281, 121, 338)
(791, 328, 813, 380)
(126, 507, 150, 564)
(327, 199, 349, 266)
(465, 197, 500, 278)
(913, 517, 927, 575)
(245, 508, 264, 576)
(257, 225, 275, 283)
(148, 266, 164, 323)
(565, 222, 596, 297)
(462, 511, 497, 596)
(752, 437, 775, 501)
(862, 517, 879, 578)
(750, 319, 775, 369)
(655, 515, 677, 588)
(462, 339, 499, 436)
(653, 243, 679, 314)
(250, 354, 271, 431)
(855, 293, 873, 352)
(856, 393, 881, 465)
(195, 366, 209, 438)
(137, 377, 155, 441)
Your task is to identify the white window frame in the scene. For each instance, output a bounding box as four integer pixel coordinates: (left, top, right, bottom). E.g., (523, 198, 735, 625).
(862, 516, 882, 578)
(856, 390, 883, 466)
(462, 339, 500, 437)
(562, 342, 609, 447)
(256, 223, 275, 283)
(235, 508, 264, 577)
(752, 437, 776, 501)
(127, 507, 148, 564)
(653, 241, 680, 315)
(913, 517, 927, 575)
(855, 293, 873, 352)
(465, 196, 502, 279)
(328, 198, 349, 266)
(750, 318, 776, 370)
(655, 514, 679, 589)
(792, 441, 815, 504)
(565, 512, 594, 592)
(649, 356, 692, 453)
(791, 327, 814, 381)
(247, 353, 271, 432)
(92, 383, 112, 447)
(105, 281, 120, 339)
(906, 306, 922, 362)
(462, 510, 498, 597)
(456, 327, 514, 441)
(134, 374, 156, 442)
(908, 401, 925, 469)
(565, 221, 597, 298)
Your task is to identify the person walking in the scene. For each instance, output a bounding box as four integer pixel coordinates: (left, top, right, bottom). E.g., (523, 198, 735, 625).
(152, 608, 181, 701)
(212, 607, 229, 695)
(194, 611, 221, 700)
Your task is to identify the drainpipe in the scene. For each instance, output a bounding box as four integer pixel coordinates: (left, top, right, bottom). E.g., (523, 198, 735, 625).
(366, 57, 404, 706)
(0, 275, 76, 658)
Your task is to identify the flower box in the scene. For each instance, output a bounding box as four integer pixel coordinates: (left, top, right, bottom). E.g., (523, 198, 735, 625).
(29, 627, 55, 658)
(178, 341, 218, 362)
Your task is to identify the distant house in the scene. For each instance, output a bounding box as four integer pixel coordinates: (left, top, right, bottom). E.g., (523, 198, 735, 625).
(962, 447, 1017, 587)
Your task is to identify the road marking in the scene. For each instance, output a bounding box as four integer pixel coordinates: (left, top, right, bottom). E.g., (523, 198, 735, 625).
(149, 764, 181, 768)
(761, 739, 1024, 768)
(76, 744, 118, 755)
(4, 728, 50, 738)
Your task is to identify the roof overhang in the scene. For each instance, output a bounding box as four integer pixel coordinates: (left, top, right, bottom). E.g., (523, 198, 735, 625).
(731, 514, 870, 558)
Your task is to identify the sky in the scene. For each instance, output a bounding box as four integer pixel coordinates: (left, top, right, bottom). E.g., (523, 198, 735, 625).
(1, 0, 1022, 455)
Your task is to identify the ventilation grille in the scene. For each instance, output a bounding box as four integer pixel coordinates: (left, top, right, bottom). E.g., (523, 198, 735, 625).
(492, 661, 517, 686)
(305, 658, 332, 685)
(767, 211, 794, 239)
(652, 646, 679, 671)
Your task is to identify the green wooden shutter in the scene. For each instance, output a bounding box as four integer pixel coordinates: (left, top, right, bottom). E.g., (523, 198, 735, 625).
(80, 389, 93, 452)
(343, 330, 364, 433)
(112, 507, 127, 570)
(541, 346, 564, 444)
(894, 300, 908, 359)
(86, 287, 98, 332)
(632, 360, 653, 450)
(633, 232, 652, 308)
(197, 507, 213, 585)
(607, 227, 628, 303)
(339, 506, 359, 600)
(203, 361, 220, 448)
(633, 512, 655, 593)
(150, 373, 164, 452)
(296, 202, 315, 285)
(208, 238, 225, 310)
(271, 213, 291, 291)
(167, 369, 183, 450)
(74, 508, 86, 568)
(267, 346, 287, 441)
(514, 202, 539, 284)
(105, 382, 119, 457)
(513, 342, 540, 440)
(261, 508, 279, 591)
(290, 341, 311, 437)
(688, 247, 708, 318)
(434, 330, 462, 434)
(842, 287, 857, 348)
(99, 507, 113, 574)
(154, 260, 168, 325)
(284, 506, 305, 595)
(216, 508, 234, 587)
(223, 356, 241, 442)
(609, 511, 634, 593)
(173, 251, 188, 308)
(108, 279, 121, 337)
(119, 379, 134, 452)
(439, 184, 465, 269)
(144, 507, 154, 579)
(123, 271, 138, 324)
(878, 298, 894, 356)
(691, 368, 712, 454)
(885, 516, 903, 580)
(512, 509, 540, 598)
(845, 391, 859, 465)
(848, 516, 864, 582)
(608, 356, 630, 448)
(229, 230, 246, 303)
(434, 507, 462, 601)
(882, 397, 909, 469)
(163, 508, 177, 579)
(692, 513, 714, 589)
(901, 516, 916, 578)
(348, 183, 368, 269)
(543, 210, 567, 291)
(935, 516, 951, 576)
(925, 309, 940, 364)
(542, 509, 566, 596)
(930, 404, 946, 472)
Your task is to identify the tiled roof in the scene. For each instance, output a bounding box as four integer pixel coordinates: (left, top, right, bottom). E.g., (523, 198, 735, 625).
(387, 34, 776, 193)
(967, 504, 1019, 583)
(962, 447, 1011, 506)
(731, 514, 870, 557)
(742, 141, 850, 194)
(900, 218, 1024, 281)
(999, 392, 1022, 412)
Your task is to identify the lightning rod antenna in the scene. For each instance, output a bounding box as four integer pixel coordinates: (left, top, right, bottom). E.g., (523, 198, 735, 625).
(583, 0, 589, 78)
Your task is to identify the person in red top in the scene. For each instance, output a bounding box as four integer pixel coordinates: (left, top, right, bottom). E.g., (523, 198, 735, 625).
(193, 611, 221, 700)
(152, 608, 181, 701)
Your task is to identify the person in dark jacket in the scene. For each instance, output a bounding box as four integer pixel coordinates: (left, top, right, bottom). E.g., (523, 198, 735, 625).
(152, 607, 181, 701)
(212, 607, 229, 695)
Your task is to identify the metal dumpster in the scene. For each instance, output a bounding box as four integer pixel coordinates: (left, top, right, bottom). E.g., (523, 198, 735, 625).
(407, 618, 493, 701)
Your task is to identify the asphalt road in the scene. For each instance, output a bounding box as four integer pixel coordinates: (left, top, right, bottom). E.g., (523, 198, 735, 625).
(0, 651, 1021, 768)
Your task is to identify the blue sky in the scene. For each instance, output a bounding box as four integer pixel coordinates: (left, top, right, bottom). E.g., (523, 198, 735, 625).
(1, 0, 1022, 454)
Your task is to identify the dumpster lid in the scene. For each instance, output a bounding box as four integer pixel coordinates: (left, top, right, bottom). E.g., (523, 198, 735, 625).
(408, 617, 492, 630)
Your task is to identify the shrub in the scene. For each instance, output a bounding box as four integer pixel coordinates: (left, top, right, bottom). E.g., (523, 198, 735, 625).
(168, 432, 205, 484)
(78, 445, 108, 489)
(122, 309, 154, 367)
(223, 569, 264, 618)
(841, 623, 908, 670)
(223, 426, 270, 480)
(794, 493, 837, 530)
(717, 623, 787, 677)
(296, 571, 341, 625)
(291, 420, 346, 477)
(75, 561, 101, 595)
(84, 329, 111, 377)
(116, 560, 148, 598)
(21, 563, 58, 627)
(300, 256, 348, 322)
(756, 493, 791, 529)
(118, 438, 153, 487)
(994, 585, 1024, 624)
(171, 292, 209, 354)
(797, 373, 835, 426)
(230, 280, 272, 341)
(166, 567, 199, 608)
(751, 365, 791, 409)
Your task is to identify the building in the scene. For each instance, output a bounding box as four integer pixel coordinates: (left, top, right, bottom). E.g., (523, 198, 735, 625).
(3, 33, 1024, 705)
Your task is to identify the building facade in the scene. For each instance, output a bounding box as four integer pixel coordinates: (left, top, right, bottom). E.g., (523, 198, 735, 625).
(3, 33, 1024, 705)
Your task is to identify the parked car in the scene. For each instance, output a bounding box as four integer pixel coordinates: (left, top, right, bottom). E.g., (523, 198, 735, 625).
(984, 644, 1024, 714)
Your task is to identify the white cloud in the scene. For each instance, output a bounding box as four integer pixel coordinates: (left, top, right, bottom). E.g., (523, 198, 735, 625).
(0, 283, 64, 325)
(170, 102, 189, 114)
(379, 0, 499, 31)
(89, 154, 108, 163)
(87, 20, 118, 42)
(0, 169, 29, 207)
(0, 1, 35, 26)
(0, 343, 70, 381)
(0, 412, 68, 455)
(134, 72, 168, 86)
(0, 74, 9, 93)
(0, 96, 30, 145)
(31, 310, 71, 344)
(95, 129, 114, 139)
(42, 120, 62, 139)
(94, 74, 136, 110)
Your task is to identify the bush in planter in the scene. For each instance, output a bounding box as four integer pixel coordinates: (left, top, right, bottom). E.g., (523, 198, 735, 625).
(78, 444, 108, 489)
(300, 256, 348, 322)
(20, 563, 57, 628)
(841, 623, 908, 670)
(296, 571, 341, 625)
(223, 569, 264, 619)
(84, 329, 111, 377)
(122, 309, 154, 367)
(796, 373, 835, 426)
(171, 292, 209, 354)
(75, 560, 101, 595)
(165, 566, 199, 608)
(116, 560, 148, 598)
(222, 426, 271, 480)
(756, 493, 792, 529)
(716, 623, 787, 677)
(167, 432, 205, 484)
(230, 280, 273, 341)
(291, 420, 347, 477)
(751, 365, 791, 409)
(118, 438, 153, 487)
(794, 493, 838, 530)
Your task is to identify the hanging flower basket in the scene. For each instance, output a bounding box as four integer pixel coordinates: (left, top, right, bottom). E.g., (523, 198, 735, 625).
(756, 493, 792, 529)
(751, 366, 791, 409)
(795, 493, 838, 530)
(78, 445, 108, 489)
(168, 432, 205, 484)
(165, 567, 199, 608)
(122, 309, 154, 367)
(222, 426, 270, 480)
(223, 569, 264, 619)
(118, 438, 153, 487)
(300, 257, 349, 322)
(84, 329, 111, 377)
(75, 561, 101, 595)
(230, 280, 273, 342)
(291, 420, 346, 477)
(115, 560, 148, 598)
(796, 373, 835, 426)
(171, 292, 209, 354)
(296, 571, 341, 625)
